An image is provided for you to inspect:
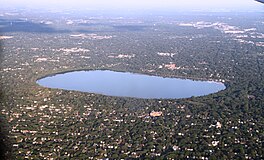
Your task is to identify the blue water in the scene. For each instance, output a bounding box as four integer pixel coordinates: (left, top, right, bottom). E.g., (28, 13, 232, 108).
(37, 70, 225, 99)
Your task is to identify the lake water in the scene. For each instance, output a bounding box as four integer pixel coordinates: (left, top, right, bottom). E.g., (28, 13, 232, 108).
(37, 70, 225, 99)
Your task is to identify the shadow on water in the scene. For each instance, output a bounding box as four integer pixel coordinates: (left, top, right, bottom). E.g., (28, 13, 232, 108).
(0, 31, 13, 159)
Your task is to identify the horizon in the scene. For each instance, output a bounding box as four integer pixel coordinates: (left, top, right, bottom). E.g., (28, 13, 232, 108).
(1, 0, 264, 12)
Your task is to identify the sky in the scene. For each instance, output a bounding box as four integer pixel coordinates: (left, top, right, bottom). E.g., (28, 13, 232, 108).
(2, 0, 263, 11)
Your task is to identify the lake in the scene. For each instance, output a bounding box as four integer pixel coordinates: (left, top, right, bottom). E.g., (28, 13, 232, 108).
(37, 70, 226, 99)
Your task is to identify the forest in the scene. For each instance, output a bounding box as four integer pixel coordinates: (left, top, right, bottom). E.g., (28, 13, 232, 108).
(0, 10, 263, 159)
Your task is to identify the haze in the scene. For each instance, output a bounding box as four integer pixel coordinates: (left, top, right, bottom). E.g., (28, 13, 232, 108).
(2, 0, 263, 11)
